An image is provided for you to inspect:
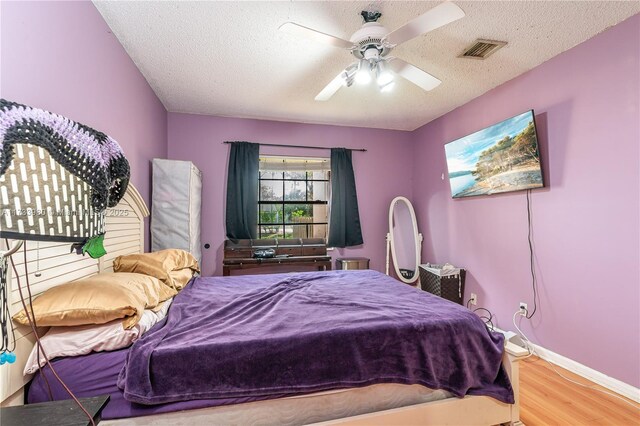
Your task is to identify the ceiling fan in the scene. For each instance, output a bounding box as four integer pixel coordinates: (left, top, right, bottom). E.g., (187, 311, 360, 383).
(279, 2, 465, 101)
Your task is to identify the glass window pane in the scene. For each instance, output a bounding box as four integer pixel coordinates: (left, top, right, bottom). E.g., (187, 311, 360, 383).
(284, 171, 306, 180)
(259, 157, 331, 239)
(287, 224, 309, 239)
(259, 171, 283, 179)
(260, 225, 283, 239)
(310, 224, 328, 239)
(308, 181, 329, 202)
(286, 204, 313, 224)
(259, 204, 283, 224)
(311, 204, 328, 222)
(284, 181, 306, 201)
(310, 170, 329, 180)
(260, 180, 283, 201)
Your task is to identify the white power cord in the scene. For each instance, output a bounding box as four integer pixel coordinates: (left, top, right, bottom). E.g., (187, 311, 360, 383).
(512, 311, 639, 409)
(510, 311, 534, 360)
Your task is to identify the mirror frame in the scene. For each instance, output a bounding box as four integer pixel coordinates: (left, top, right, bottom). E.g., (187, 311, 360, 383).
(388, 196, 422, 284)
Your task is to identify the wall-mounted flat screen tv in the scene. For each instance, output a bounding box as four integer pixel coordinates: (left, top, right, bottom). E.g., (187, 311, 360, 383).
(444, 110, 544, 198)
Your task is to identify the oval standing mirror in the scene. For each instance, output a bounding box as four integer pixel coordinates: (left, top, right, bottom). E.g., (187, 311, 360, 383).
(386, 197, 422, 284)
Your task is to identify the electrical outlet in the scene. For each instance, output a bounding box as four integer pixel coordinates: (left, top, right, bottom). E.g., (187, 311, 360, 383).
(470, 293, 477, 306)
(519, 302, 528, 315)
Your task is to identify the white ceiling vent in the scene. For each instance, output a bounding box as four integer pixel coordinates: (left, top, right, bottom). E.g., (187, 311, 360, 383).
(459, 39, 507, 59)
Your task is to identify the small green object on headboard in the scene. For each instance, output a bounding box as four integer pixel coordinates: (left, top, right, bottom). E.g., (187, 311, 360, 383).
(82, 234, 107, 259)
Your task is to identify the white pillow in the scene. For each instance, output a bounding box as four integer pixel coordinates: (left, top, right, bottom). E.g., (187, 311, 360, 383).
(24, 298, 172, 375)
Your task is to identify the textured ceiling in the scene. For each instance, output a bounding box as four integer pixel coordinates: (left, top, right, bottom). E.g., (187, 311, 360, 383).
(93, 1, 639, 131)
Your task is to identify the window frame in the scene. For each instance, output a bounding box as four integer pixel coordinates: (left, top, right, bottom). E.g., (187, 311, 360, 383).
(257, 170, 329, 239)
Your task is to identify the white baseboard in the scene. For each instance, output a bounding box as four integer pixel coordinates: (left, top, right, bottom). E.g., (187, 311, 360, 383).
(494, 327, 640, 403)
(530, 343, 640, 403)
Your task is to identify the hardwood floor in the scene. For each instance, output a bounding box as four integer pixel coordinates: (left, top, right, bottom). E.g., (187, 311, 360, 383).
(519, 356, 640, 425)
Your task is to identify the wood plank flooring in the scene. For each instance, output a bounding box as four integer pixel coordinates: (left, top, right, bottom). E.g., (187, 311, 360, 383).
(520, 357, 640, 425)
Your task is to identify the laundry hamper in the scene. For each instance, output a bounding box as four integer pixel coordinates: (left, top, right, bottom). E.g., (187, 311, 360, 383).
(418, 264, 466, 305)
(336, 257, 370, 270)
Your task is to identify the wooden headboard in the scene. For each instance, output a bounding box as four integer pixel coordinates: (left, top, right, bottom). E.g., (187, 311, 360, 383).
(0, 184, 149, 405)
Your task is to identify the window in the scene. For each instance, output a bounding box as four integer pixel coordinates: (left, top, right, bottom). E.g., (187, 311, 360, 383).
(258, 156, 330, 239)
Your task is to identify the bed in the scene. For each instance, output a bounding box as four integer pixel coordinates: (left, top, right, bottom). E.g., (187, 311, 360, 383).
(2, 184, 527, 425)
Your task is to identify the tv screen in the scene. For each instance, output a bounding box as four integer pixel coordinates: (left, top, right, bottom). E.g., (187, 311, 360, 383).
(444, 110, 544, 198)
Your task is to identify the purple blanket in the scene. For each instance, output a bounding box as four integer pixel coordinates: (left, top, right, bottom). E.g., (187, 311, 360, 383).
(118, 270, 513, 405)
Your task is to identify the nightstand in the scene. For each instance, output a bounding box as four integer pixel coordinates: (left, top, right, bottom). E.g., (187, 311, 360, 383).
(0, 395, 110, 426)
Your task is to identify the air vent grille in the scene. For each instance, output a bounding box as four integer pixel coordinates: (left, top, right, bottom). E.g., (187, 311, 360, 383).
(460, 39, 507, 60)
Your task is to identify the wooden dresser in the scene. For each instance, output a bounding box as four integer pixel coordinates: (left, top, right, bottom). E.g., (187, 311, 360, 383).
(223, 238, 331, 276)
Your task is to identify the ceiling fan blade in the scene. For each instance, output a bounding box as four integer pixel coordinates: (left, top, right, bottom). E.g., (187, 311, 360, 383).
(315, 71, 346, 101)
(279, 22, 354, 49)
(384, 2, 465, 46)
(389, 59, 441, 92)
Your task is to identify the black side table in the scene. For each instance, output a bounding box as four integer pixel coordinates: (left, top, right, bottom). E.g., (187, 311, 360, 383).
(0, 395, 110, 426)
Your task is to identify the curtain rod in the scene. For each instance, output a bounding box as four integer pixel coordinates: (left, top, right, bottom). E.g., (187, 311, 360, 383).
(223, 141, 367, 152)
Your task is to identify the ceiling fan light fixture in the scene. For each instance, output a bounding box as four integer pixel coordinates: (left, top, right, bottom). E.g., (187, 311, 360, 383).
(303, 2, 465, 101)
(376, 61, 394, 86)
(355, 59, 372, 85)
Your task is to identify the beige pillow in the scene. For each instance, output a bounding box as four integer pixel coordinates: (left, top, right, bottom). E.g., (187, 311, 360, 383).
(23, 299, 173, 375)
(13, 273, 175, 329)
(113, 249, 199, 290)
(169, 268, 197, 289)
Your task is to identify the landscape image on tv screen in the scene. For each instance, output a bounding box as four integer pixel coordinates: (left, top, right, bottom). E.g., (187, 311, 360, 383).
(444, 110, 544, 198)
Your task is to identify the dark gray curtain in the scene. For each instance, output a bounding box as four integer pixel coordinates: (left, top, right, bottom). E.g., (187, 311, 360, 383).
(225, 141, 259, 239)
(328, 148, 363, 247)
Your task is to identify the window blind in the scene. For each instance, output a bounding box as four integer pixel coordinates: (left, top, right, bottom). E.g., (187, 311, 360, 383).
(259, 156, 330, 172)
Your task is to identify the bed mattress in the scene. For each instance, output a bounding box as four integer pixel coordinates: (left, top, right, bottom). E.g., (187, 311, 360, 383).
(118, 270, 512, 406)
(28, 348, 452, 423)
(29, 270, 512, 421)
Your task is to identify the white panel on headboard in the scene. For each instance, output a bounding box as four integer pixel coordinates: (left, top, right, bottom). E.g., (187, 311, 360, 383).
(0, 185, 149, 405)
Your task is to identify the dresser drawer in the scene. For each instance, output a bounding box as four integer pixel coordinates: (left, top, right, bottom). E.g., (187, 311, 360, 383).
(277, 247, 303, 256)
(303, 246, 327, 256)
(224, 248, 253, 259)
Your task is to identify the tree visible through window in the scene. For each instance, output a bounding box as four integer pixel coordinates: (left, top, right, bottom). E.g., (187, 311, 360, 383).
(258, 157, 329, 239)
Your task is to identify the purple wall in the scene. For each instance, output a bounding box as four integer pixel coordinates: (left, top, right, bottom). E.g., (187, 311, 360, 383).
(167, 113, 414, 276)
(412, 15, 639, 387)
(0, 1, 168, 249)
